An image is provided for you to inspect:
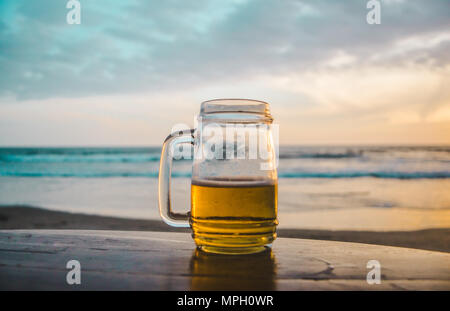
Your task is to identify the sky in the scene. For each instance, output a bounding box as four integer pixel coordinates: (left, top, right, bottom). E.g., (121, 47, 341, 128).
(0, 0, 449, 146)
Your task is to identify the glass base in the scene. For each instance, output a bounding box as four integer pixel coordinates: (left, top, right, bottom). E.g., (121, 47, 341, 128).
(190, 217, 277, 255)
(193, 232, 276, 255)
(198, 245, 270, 255)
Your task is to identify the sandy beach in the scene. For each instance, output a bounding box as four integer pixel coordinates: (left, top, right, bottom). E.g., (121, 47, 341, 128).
(1, 205, 448, 253)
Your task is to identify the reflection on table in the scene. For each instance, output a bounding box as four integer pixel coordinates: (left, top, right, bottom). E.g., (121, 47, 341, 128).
(189, 247, 277, 290)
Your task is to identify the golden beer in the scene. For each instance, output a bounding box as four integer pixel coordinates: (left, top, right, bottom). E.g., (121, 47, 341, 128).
(190, 178, 278, 254)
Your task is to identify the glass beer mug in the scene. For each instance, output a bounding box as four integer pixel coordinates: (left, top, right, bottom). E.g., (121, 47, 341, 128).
(158, 99, 278, 254)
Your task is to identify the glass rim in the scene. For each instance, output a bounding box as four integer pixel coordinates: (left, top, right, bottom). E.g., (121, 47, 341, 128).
(199, 98, 273, 122)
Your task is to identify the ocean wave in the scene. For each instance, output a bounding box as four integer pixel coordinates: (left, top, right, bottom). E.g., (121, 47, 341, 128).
(278, 171, 450, 179)
(1, 152, 363, 162)
(0, 154, 162, 163)
(3, 154, 450, 163)
(1, 171, 449, 179)
(0, 152, 364, 162)
(0, 147, 163, 163)
(2, 146, 450, 162)
(0, 171, 190, 178)
(279, 151, 362, 159)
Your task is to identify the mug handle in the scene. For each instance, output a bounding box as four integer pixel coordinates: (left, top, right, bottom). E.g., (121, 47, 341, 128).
(158, 129, 195, 227)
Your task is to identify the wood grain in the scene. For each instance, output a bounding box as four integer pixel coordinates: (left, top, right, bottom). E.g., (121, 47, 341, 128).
(0, 230, 449, 290)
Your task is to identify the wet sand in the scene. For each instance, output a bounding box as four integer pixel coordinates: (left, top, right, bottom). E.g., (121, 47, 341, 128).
(0, 205, 448, 253)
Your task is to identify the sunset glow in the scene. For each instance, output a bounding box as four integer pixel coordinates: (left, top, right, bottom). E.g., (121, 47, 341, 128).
(0, 0, 449, 145)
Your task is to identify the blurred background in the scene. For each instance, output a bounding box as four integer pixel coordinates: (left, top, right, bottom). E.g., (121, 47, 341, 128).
(0, 1, 449, 247)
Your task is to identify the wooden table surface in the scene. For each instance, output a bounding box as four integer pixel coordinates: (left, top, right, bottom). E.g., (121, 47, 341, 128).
(0, 230, 448, 290)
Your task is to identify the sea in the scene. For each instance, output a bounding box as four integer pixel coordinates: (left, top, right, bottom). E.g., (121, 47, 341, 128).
(1, 146, 449, 231)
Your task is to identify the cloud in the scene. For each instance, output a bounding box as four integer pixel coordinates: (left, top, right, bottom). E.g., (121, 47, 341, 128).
(0, 0, 449, 100)
(0, 0, 449, 145)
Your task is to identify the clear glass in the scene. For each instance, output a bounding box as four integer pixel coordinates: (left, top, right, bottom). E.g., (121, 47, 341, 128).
(158, 99, 278, 254)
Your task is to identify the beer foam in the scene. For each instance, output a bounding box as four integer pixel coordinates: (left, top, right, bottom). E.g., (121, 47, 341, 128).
(191, 176, 276, 187)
